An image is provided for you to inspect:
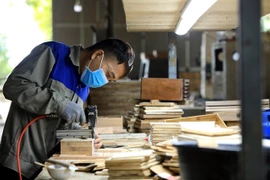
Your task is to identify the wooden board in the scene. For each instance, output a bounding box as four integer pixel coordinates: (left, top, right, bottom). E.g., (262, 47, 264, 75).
(140, 114, 182, 119)
(88, 81, 141, 116)
(180, 127, 238, 136)
(138, 101, 177, 107)
(205, 99, 269, 106)
(140, 78, 189, 101)
(140, 109, 184, 114)
(164, 113, 227, 128)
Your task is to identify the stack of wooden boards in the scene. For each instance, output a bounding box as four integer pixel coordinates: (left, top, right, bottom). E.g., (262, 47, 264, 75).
(151, 140, 180, 176)
(205, 99, 270, 127)
(105, 150, 160, 180)
(173, 114, 241, 148)
(124, 100, 184, 134)
(148, 113, 240, 146)
(149, 123, 181, 146)
(123, 105, 140, 133)
(123, 77, 191, 134)
(99, 133, 148, 148)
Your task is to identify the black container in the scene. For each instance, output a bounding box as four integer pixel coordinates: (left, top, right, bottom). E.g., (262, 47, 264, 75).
(173, 141, 270, 180)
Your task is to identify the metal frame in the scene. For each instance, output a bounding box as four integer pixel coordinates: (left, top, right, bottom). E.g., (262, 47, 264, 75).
(238, 0, 266, 179)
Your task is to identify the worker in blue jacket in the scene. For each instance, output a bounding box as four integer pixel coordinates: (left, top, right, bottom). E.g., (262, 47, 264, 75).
(0, 38, 135, 180)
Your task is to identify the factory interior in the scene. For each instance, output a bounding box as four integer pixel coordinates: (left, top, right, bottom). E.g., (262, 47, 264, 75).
(0, 0, 270, 179)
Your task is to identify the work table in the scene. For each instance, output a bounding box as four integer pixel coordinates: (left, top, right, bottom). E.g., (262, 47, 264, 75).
(35, 168, 108, 180)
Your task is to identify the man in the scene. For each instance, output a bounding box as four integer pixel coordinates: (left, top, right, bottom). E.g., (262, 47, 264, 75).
(0, 38, 135, 180)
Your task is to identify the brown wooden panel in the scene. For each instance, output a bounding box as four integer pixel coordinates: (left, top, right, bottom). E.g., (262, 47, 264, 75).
(140, 78, 189, 101)
(88, 81, 141, 116)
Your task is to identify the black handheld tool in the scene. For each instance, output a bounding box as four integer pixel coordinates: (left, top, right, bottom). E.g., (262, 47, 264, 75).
(84, 105, 97, 139)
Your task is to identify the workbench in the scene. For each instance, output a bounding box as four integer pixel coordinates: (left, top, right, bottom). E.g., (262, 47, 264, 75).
(35, 168, 108, 180)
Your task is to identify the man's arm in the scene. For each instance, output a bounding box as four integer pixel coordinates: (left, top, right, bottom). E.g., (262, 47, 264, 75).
(3, 44, 68, 115)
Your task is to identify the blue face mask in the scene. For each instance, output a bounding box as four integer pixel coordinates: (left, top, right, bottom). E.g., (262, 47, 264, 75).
(80, 55, 109, 88)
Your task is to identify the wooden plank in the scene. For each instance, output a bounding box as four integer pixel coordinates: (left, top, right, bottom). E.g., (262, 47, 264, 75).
(139, 101, 177, 107)
(181, 127, 238, 136)
(206, 106, 270, 112)
(164, 113, 227, 128)
(205, 99, 269, 106)
(89, 81, 141, 116)
(108, 169, 151, 177)
(140, 114, 182, 119)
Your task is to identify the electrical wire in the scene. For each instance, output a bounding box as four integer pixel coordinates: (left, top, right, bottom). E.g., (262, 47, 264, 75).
(16, 114, 58, 180)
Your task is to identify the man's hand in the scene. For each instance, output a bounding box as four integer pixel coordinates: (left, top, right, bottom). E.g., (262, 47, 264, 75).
(94, 132, 102, 150)
(60, 101, 86, 125)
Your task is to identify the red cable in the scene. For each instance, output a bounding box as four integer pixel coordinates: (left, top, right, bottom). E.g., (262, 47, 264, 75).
(16, 115, 46, 180)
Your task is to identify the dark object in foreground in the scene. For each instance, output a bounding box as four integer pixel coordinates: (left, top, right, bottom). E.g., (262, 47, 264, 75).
(173, 141, 270, 180)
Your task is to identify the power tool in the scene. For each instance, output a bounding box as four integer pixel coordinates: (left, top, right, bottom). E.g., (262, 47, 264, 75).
(84, 105, 97, 138)
(56, 105, 98, 139)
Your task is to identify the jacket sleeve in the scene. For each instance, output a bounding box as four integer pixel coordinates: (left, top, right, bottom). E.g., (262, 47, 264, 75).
(3, 43, 69, 115)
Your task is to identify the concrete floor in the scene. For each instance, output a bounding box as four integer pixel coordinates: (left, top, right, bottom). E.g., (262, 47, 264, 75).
(36, 168, 108, 180)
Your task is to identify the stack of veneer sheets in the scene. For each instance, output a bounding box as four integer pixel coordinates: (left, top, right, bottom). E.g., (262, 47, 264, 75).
(105, 150, 160, 180)
(99, 133, 148, 148)
(134, 101, 184, 134)
(176, 116, 241, 148)
(123, 105, 140, 133)
(149, 122, 181, 146)
(151, 140, 180, 175)
(205, 99, 269, 127)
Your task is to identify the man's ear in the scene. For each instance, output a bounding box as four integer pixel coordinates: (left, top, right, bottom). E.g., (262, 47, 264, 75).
(91, 50, 104, 60)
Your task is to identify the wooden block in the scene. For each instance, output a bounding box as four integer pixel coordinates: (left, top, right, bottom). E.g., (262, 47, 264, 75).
(140, 78, 190, 101)
(60, 138, 93, 156)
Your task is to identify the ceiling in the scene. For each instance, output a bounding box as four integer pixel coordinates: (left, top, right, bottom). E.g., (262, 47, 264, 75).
(122, 0, 270, 32)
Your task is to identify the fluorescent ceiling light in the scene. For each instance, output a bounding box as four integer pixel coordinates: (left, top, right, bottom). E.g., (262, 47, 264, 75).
(175, 0, 217, 35)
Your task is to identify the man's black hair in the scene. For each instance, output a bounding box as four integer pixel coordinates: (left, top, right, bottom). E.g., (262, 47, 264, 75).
(87, 38, 135, 76)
